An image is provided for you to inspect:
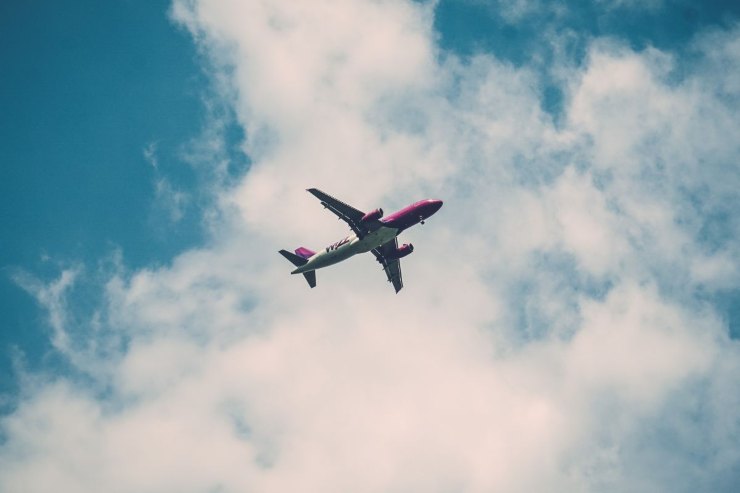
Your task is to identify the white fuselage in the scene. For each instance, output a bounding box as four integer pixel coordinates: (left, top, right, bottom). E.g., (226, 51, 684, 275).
(292, 226, 399, 274)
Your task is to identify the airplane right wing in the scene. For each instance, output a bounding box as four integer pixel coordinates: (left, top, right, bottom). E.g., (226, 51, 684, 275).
(372, 238, 403, 293)
(307, 188, 370, 238)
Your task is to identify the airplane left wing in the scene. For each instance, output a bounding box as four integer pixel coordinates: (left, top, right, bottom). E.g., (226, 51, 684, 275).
(307, 188, 369, 237)
(372, 238, 403, 293)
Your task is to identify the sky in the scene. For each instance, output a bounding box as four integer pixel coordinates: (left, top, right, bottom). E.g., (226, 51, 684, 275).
(1, 0, 740, 491)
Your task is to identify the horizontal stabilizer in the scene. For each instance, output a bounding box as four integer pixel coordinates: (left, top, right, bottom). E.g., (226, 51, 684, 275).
(279, 250, 317, 289)
(303, 271, 316, 288)
(279, 249, 308, 267)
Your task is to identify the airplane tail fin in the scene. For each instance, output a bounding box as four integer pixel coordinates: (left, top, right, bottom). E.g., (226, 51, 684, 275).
(279, 249, 308, 267)
(294, 247, 315, 260)
(278, 249, 317, 289)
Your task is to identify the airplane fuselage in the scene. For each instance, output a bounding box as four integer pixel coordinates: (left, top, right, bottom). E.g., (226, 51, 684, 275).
(291, 198, 442, 274)
(280, 194, 443, 291)
(291, 226, 399, 274)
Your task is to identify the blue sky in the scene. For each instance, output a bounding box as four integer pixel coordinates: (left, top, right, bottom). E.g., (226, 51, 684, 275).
(2, 0, 740, 491)
(1, 0, 208, 394)
(435, 0, 740, 116)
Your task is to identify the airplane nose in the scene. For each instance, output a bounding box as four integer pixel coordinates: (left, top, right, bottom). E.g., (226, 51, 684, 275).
(426, 199, 443, 215)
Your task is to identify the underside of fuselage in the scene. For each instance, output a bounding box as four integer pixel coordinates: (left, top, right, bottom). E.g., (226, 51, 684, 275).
(291, 226, 398, 274)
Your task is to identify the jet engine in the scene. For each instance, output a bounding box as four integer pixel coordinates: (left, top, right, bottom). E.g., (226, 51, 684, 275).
(388, 243, 414, 259)
(361, 208, 383, 222)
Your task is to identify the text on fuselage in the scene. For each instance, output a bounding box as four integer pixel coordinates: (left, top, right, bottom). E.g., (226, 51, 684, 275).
(326, 237, 351, 252)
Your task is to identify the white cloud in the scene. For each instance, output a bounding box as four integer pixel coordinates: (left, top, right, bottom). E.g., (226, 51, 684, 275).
(153, 177, 189, 223)
(143, 141, 159, 170)
(12, 268, 80, 359)
(2, 2, 740, 492)
(595, 0, 664, 11)
(143, 142, 191, 224)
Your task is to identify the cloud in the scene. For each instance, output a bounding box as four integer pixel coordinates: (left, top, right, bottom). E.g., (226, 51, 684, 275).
(143, 142, 191, 224)
(143, 142, 159, 169)
(595, 0, 664, 11)
(153, 177, 189, 223)
(11, 268, 80, 359)
(2, 1, 740, 492)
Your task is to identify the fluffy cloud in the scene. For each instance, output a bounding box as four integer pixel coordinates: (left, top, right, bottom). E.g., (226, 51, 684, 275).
(2, 1, 740, 492)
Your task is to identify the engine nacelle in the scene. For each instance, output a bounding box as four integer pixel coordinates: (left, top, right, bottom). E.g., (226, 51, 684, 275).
(388, 243, 414, 260)
(361, 208, 383, 222)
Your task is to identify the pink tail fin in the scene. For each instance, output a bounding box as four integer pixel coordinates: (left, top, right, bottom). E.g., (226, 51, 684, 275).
(294, 247, 315, 260)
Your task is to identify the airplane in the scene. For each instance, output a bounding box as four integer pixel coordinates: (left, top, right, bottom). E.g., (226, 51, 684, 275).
(279, 188, 443, 293)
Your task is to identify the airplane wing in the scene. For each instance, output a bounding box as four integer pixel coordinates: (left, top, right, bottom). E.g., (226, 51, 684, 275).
(372, 238, 403, 293)
(307, 188, 370, 237)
